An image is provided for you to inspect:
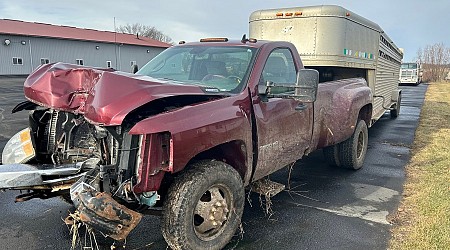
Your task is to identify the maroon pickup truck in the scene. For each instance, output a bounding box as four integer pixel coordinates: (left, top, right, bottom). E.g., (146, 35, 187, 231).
(1, 38, 372, 249)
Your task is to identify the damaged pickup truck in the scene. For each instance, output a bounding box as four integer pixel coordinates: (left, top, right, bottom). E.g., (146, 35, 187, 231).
(1, 31, 397, 248)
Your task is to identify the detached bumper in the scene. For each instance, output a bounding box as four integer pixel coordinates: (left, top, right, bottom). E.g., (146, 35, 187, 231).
(0, 163, 83, 190)
(69, 170, 142, 241)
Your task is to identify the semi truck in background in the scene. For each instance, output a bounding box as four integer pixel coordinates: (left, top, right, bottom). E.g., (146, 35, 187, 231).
(0, 5, 403, 250)
(399, 61, 423, 85)
(249, 5, 404, 121)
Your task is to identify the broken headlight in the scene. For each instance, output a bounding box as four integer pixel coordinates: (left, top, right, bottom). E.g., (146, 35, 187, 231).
(2, 128, 36, 164)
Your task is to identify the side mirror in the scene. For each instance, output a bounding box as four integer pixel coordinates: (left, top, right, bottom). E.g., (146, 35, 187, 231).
(260, 69, 319, 103)
(257, 80, 273, 96)
(294, 69, 319, 102)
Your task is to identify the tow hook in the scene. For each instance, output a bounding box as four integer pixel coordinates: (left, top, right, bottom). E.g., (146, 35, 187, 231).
(67, 170, 142, 241)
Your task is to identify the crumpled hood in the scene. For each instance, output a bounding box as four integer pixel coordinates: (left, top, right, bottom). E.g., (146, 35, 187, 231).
(24, 63, 209, 125)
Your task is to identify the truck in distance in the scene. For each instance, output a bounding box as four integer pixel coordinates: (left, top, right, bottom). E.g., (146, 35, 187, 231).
(0, 5, 402, 250)
(399, 62, 423, 85)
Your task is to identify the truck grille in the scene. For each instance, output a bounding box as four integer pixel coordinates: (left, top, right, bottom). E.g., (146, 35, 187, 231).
(401, 70, 413, 78)
(400, 70, 417, 78)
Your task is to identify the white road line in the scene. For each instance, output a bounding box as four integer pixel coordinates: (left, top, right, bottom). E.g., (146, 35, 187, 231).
(288, 183, 399, 225)
(290, 202, 391, 225)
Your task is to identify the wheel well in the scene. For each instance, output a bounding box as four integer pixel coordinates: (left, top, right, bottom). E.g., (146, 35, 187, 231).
(186, 140, 248, 180)
(358, 104, 372, 126)
(155, 141, 248, 207)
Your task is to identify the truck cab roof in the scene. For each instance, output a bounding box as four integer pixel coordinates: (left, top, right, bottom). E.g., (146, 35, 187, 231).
(178, 38, 272, 49)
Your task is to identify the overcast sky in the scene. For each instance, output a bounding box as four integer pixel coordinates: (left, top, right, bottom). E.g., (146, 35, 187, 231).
(1, 0, 448, 61)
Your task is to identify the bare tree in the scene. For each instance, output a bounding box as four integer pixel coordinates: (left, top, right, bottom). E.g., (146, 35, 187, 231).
(117, 23, 173, 44)
(419, 43, 450, 82)
(416, 47, 423, 62)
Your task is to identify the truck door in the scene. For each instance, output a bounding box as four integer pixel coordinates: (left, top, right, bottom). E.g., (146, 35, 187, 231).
(252, 48, 313, 181)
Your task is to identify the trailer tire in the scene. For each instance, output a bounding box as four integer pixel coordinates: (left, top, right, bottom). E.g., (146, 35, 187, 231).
(390, 93, 401, 118)
(338, 120, 368, 170)
(161, 160, 244, 250)
(323, 145, 341, 167)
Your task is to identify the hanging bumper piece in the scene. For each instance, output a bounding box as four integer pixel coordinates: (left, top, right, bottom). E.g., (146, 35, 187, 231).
(69, 171, 142, 241)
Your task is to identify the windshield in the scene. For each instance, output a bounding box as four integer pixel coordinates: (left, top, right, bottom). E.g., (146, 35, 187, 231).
(137, 46, 257, 93)
(401, 63, 418, 69)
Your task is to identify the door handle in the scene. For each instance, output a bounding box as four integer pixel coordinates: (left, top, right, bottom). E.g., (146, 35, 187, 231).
(295, 103, 307, 111)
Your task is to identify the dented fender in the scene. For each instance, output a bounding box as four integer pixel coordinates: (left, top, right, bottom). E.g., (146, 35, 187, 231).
(312, 78, 372, 149)
(129, 90, 254, 188)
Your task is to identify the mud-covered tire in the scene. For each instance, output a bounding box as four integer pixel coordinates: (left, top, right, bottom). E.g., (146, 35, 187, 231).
(161, 160, 245, 250)
(323, 145, 341, 167)
(338, 120, 368, 170)
(390, 94, 401, 118)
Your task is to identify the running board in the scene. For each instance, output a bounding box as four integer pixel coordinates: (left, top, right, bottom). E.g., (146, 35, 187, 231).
(250, 179, 285, 197)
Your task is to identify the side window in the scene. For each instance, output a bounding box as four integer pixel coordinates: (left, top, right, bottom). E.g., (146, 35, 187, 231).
(40, 58, 50, 64)
(12, 57, 23, 65)
(261, 48, 297, 85)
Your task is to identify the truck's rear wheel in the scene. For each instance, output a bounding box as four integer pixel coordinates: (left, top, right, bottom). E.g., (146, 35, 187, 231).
(338, 120, 368, 170)
(161, 160, 244, 250)
(323, 145, 341, 167)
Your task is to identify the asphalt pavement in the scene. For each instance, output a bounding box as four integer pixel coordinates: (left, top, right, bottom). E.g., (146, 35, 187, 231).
(0, 77, 427, 250)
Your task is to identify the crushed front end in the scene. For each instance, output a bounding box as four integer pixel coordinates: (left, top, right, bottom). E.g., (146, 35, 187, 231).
(1, 106, 165, 240)
(0, 107, 120, 200)
(0, 64, 186, 240)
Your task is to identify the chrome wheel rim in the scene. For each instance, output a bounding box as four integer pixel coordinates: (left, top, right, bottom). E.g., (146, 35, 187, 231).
(193, 184, 232, 240)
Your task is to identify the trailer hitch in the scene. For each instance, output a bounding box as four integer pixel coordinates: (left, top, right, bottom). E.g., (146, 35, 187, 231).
(68, 169, 142, 241)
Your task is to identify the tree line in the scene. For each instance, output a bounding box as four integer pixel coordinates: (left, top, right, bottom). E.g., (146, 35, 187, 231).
(117, 23, 173, 44)
(417, 43, 450, 82)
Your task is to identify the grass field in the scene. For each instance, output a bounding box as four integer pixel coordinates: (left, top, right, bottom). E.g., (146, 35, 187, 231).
(389, 82, 450, 249)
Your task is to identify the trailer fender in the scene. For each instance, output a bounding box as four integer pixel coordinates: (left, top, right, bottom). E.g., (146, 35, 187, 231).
(391, 89, 402, 104)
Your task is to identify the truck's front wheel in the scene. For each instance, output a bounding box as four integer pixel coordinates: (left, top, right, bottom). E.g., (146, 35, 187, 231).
(338, 120, 368, 170)
(161, 160, 244, 250)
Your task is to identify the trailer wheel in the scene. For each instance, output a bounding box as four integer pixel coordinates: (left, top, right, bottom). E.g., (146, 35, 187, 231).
(338, 120, 368, 170)
(390, 93, 401, 118)
(323, 145, 341, 167)
(161, 160, 244, 250)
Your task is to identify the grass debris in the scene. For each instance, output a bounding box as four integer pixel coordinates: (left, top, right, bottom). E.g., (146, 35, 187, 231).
(65, 211, 99, 250)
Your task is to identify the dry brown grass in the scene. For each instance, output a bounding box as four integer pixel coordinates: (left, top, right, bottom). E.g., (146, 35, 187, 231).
(389, 82, 450, 249)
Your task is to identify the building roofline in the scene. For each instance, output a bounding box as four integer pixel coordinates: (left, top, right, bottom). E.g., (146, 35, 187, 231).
(0, 19, 171, 48)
